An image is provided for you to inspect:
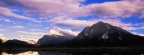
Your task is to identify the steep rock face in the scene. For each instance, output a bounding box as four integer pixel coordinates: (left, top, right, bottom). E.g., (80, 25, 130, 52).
(36, 35, 69, 46)
(75, 21, 144, 46)
(77, 21, 131, 39)
(36, 28, 78, 46)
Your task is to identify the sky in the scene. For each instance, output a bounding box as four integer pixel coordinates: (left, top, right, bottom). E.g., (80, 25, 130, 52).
(0, 0, 144, 41)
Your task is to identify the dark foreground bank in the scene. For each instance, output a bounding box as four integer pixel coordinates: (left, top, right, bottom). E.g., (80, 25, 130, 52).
(1, 47, 144, 52)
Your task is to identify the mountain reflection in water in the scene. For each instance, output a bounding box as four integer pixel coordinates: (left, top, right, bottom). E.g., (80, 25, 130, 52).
(1, 51, 38, 55)
(1, 51, 144, 55)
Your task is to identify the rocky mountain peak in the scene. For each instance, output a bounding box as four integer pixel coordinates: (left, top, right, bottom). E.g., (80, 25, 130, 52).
(36, 27, 79, 46)
(48, 27, 64, 36)
(77, 21, 131, 39)
(73, 21, 144, 46)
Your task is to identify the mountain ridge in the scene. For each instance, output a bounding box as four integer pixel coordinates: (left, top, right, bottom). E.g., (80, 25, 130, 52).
(36, 27, 79, 46)
(70, 21, 144, 47)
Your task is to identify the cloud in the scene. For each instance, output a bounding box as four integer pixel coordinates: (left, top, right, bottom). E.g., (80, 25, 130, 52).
(133, 22, 144, 30)
(0, 33, 7, 40)
(1, 0, 144, 18)
(0, 29, 6, 31)
(0, 24, 2, 26)
(54, 19, 95, 27)
(86, 0, 144, 18)
(4, 19, 11, 22)
(27, 23, 42, 27)
(50, 16, 136, 31)
(0, 17, 13, 23)
(0, 7, 40, 22)
(18, 35, 40, 42)
(49, 16, 95, 27)
(0, 0, 88, 17)
(14, 31, 47, 41)
(131, 32, 144, 36)
(0, 34, 4, 38)
(29, 29, 46, 32)
(0, 17, 17, 24)
(14, 31, 46, 36)
(12, 26, 25, 29)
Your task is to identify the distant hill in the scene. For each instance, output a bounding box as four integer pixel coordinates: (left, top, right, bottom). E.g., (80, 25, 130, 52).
(2, 39, 34, 47)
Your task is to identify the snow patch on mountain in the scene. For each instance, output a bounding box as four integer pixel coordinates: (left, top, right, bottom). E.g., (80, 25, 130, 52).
(101, 31, 109, 39)
(36, 27, 80, 45)
(48, 27, 80, 37)
(48, 28, 64, 36)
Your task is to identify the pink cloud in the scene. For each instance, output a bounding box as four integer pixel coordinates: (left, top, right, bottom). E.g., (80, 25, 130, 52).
(0, 29, 5, 31)
(1, 0, 88, 17)
(12, 26, 25, 29)
(13, 31, 46, 41)
(0, 17, 12, 22)
(0, 33, 7, 41)
(0, 7, 40, 22)
(134, 22, 144, 29)
(86, 0, 144, 18)
(131, 32, 144, 36)
(49, 16, 137, 31)
(1, 0, 144, 18)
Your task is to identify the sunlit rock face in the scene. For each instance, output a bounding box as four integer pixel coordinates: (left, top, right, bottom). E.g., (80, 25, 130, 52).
(36, 27, 79, 46)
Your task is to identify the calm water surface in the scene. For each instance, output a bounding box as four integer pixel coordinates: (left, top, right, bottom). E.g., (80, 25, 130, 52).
(1, 51, 144, 55)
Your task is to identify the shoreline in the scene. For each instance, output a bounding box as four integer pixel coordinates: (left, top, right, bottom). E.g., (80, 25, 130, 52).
(1, 47, 144, 52)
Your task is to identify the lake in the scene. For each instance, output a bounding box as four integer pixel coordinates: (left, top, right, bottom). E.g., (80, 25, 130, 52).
(1, 51, 144, 55)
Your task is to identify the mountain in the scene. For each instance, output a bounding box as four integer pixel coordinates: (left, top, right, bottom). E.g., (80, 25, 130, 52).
(3, 39, 31, 47)
(19, 39, 36, 44)
(72, 21, 144, 46)
(36, 27, 79, 46)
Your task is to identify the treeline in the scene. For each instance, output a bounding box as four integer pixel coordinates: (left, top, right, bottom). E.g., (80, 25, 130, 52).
(0, 39, 35, 48)
(37, 34, 144, 48)
(1, 35, 144, 48)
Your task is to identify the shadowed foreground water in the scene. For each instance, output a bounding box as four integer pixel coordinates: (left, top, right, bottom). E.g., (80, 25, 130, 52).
(1, 51, 144, 55)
